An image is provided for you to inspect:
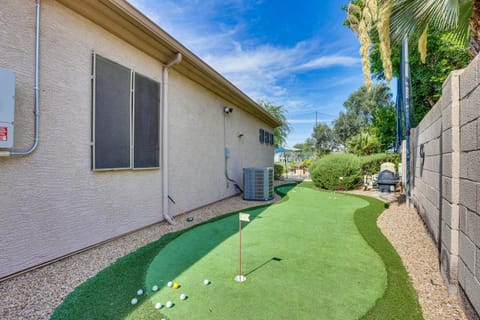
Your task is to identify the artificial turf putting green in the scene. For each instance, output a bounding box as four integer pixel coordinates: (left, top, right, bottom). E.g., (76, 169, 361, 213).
(50, 183, 423, 320)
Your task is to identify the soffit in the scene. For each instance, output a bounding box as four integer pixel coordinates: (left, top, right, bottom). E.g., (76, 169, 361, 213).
(55, 0, 282, 128)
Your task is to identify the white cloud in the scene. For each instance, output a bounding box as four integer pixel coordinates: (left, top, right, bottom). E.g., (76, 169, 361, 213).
(127, 0, 364, 147)
(288, 119, 317, 124)
(297, 56, 360, 70)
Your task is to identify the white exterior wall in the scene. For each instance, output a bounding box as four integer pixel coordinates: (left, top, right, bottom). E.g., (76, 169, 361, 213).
(0, 0, 274, 279)
(167, 70, 274, 213)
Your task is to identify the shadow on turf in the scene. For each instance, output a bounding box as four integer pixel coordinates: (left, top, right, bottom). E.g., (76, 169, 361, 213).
(50, 184, 297, 320)
(244, 257, 282, 276)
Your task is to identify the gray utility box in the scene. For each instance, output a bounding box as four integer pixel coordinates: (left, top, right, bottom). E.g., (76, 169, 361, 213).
(0, 67, 16, 149)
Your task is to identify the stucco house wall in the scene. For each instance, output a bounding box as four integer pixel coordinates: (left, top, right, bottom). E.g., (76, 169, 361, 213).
(0, 0, 276, 279)
(167, 70, 274, 212)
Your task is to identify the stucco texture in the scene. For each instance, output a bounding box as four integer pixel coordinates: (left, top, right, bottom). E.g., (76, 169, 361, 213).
(0, 0, 274, 279)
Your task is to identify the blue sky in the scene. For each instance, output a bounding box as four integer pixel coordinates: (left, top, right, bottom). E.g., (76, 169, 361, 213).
(128, 0, 365, 147)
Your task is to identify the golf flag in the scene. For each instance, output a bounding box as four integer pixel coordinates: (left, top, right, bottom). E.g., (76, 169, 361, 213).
(239, 212, 250, 222)
(235, 212, 249, 282)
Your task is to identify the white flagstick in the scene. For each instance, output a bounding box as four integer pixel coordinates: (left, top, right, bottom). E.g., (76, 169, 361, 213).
(235, 213, 250, 282)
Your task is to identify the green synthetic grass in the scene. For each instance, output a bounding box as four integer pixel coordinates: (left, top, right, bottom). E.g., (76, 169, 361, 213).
(51, 183, 422, 320)
(353, 194, 423, 319)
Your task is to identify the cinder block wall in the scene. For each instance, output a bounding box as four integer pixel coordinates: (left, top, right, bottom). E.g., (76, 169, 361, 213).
(411, 55, 480, 319)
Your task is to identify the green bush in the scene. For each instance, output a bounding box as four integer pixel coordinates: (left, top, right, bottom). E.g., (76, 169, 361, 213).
(359, 153, 400, 175)
(274, 163, 284, 180)
(310, 153, 362, 190)
(302, 159, 313, 168)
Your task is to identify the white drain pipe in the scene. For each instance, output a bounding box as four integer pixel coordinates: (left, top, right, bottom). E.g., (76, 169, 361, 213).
(0, 0, 41, 157)
(162, 53, 182, 225)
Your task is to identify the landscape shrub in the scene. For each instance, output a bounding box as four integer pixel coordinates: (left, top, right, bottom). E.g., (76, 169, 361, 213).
(302, 159, 313, 168)
(310, 153, 361, 190)
(274, 163, 284, 180)
(360, 153, 400, 175)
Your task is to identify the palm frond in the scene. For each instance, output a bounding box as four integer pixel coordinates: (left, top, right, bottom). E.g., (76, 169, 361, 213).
(391, 0, 471, 46)
(418, 25, 428, 62)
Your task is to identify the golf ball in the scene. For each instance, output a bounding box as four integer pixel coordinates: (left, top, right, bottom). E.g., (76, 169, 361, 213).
(137, 289, 143, 296)
(154, 302, 162, 309)
(152, 285, 159, 292)
(167, 281, 173, 287)
(203, 279, 210, 285)
(173, 282, 180, 289)
(166, 300, 173, 308)
(131, 298, 138, 305)
(180, 293, 186, 300)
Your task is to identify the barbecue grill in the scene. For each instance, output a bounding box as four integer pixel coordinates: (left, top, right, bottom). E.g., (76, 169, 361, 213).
(377, 169, 399, 192)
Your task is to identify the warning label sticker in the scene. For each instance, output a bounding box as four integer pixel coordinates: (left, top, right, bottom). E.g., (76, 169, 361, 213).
(0, 126, 8, 141)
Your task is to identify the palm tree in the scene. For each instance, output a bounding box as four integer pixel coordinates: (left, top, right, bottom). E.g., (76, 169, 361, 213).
(347, 0, 480, 87)
(389, 0, 478, 60)
(258, 101, 291, 148)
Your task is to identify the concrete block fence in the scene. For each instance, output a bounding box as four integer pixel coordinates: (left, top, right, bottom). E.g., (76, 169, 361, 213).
(410, 55, 480, 319)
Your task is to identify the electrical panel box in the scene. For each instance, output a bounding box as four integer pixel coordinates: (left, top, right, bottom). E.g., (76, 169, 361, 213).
(0, 67, 15, 149)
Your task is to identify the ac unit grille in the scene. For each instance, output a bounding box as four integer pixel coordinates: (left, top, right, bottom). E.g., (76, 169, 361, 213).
(243, 167, 274, 201)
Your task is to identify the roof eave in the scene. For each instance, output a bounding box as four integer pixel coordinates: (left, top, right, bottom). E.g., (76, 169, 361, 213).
(55, 0, 282, 128)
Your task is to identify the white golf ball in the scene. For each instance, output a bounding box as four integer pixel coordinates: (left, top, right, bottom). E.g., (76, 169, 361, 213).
(131, 298, 138, 305)
(180, 293, 186, 300)
(203, 279, 209, 285)
(167, 281, 173, 287)
(137, 289, 143, 296)
(152, 285, 159, 292)
(154, 302, 162, 309)
(166, 300, 173, 308)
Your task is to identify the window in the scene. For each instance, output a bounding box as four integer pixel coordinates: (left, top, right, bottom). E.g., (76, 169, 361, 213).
(259, 128, 265, 143)
(264, 130, 270, 144)
(92, 54, 160, 170)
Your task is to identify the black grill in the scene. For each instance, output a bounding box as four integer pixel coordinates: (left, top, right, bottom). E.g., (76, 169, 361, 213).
(377, 170, 399, 192)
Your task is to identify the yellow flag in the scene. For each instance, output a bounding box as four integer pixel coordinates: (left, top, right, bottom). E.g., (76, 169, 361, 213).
(239, 212, 250, 222)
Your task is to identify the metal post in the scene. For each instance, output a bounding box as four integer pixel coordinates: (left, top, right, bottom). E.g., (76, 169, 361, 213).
(395, 77, 403, 152)
(401, 36, 413, 207)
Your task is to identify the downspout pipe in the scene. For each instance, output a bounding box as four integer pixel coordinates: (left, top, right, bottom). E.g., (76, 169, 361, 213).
(0, 0, 41, 157)
(162, 53, 182, 225)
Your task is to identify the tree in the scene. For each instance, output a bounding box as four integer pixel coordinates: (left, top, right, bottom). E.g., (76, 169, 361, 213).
(311, 124, 336, 155)
(259, 101, 291, 148)
(371, 102, 396, 149)
(333, 83, 394, 148)
(371, 28, 470, 123)
(344, 1, 471, 123)
(346, 0, 479, 92)
(333, 111, 363, 148)
(389, 0, 477, 58)
(346, 130, 382, 155)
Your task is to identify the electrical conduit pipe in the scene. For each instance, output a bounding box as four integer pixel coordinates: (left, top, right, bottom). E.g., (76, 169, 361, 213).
(161, 53, 182, 225)
(223, 109, 243, 192)
(0, 0, 41, 157)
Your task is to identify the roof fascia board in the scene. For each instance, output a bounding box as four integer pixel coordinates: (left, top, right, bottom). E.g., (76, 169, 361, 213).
(55, 0, 282, 128)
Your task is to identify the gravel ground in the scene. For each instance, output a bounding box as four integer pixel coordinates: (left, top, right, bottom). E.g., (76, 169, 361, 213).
(0, 192, 281, 320)
(350, 190, 467, 320)
(0, 184, 468, 319)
